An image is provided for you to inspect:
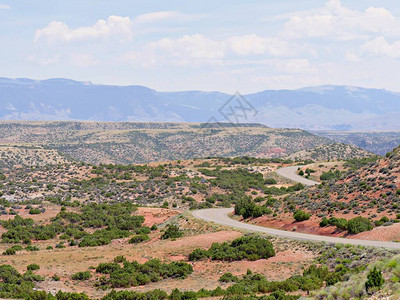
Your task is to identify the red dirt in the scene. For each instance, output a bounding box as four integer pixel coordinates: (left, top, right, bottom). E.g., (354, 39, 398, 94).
(135, 207, 179, 227)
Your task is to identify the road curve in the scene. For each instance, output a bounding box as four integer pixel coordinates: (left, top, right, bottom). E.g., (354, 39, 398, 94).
(192, 208, 400, 249)
(276, 165, 319, 186)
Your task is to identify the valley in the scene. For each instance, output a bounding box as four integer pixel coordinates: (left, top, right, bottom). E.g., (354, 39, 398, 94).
(0, 123, 399, 299)
(3, 0, 400, 298)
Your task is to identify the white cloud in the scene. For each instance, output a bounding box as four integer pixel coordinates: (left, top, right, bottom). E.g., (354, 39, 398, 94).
(34, 11, 199, 43)
(151, 34, 226, 59)
(272, 59, 314, 73)
(70, 53, 99, 67)
(281, 0, 400, 41)
(123, 35, 226, 69)
(28, 54, 61, 65)
(345, 51, 361, 62)
(5, 103, 16, 111)
(0, 4, 10, 10)
(122, 32, 310, 70)
(149, 33, 302, 62)
(228, 34, 295, 57)
(123, 51, 157, 69)
(34, 16, 133, 43)
(362, 37, 400, 58)
(229, 34, 266, 55)
(133, 11, 181, 24)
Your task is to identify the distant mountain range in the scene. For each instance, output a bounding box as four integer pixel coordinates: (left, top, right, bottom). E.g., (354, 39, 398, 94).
(1, 77, 400, 131)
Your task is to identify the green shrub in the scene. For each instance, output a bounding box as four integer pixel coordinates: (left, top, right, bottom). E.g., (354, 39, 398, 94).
(95, 258, 193, 288)
(319, 217, 348, 231)
(55, 291, 91, 300)
(25, 245, 39, 251)
(235, 197, 271, 219)
(347, 217, 373, 234)
(189, 236, 275, 262)
(161, 224, 183, 240)
(265, 178, 277, 185)
(0, 203, 145, 247)
(220, 273, 239, 283)
(320, 170, 341, 181)
(96, 262, 121, 274)
(27, 264, 40, 271)
(293, 210, 310, 222)
(221, 265, 331, 297)
(135, 226, 151, 234)
(52, 274, 60, 281)
(128, 234, 150, 244)
(29, 208, 41, 215)
(102, 290, 168, 300)
(365, 267, 384, 292)
(0, 264, 45, 298)
(2, 248, 16, 255)
(72, 271, 92, 280)
(188, 248, 209, 261)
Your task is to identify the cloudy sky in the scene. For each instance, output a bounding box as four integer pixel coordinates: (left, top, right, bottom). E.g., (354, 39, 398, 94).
(1, 0, 400, 93)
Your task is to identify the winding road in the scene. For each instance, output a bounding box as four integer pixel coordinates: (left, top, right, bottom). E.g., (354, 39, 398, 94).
(275, 165, 319, 186)
(192, 166, 400, 249)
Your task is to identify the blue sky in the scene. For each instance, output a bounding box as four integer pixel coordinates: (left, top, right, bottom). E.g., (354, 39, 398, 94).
(1, 0, 400, 93)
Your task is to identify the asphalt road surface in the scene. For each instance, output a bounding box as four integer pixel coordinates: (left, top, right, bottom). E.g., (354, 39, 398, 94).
(192, 165, 400, 249)
(275, 165, 319, 186)
(192, 208, 400, 249)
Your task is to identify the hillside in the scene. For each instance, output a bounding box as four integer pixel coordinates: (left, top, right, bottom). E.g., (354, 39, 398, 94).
(249, 146, 400, 241)
(313, 130, 400, 155)
(286, 142, 373, 162)
(0, 153, 397, 299)
(0, 146, 72, 168)
(0, 121, 341, 164)
(1, 78, 400, 130)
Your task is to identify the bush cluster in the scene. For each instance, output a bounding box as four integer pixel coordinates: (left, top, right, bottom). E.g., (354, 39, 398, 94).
(293, 210, 310, 222)
(0, 203, 145, 247)
(0, 264, 44, 299)
(72, 271, 92, 281)
(128, 234, 150, 244)
(161, 224, 183, 240)
(219, 265, 332, 297)
(320, 170, 341, 181)
(320, 216, 373, 234)
(94, 257, 193, 288)
(189, 236, 275, 262)
(235, 198, 272, 219)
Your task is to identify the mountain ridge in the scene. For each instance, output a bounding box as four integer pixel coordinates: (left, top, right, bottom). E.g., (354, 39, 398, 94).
(1, 77, 400, 130)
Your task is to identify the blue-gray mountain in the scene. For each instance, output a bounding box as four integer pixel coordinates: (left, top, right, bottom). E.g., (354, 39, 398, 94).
(1, 77, 400, 131)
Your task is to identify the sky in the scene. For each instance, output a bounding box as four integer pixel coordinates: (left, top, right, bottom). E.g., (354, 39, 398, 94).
(1, 0, 400, 93)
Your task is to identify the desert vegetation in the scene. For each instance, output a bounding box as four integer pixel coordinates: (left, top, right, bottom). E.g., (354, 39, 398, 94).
(0, 130, 399, 299)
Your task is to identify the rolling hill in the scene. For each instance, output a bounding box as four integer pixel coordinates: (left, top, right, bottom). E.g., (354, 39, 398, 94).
(0, 121, 362, 165)
(313, 131, 400, 156)
(284, 145, 400, 229)
(286, 142, 373, 162)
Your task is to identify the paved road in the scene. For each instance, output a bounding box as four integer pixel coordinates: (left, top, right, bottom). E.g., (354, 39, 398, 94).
(275, 165, 319, 186)
(192, 208, 400, 249)
(192, 165, 400, 249)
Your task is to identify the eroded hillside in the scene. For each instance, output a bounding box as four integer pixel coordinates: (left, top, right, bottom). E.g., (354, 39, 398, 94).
(0, 121, 334, 164)
(0, 121, 369, 165)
